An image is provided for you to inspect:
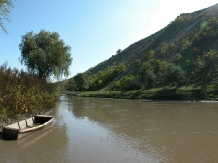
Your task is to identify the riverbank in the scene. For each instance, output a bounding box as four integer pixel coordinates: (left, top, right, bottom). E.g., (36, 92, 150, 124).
(64, 87, 218, 101)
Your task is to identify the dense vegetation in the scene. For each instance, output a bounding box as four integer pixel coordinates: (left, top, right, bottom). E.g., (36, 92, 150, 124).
(68, 63, 127, 91)
(0, 64, 60, 122)
(67, 48, 218, 93)
(0, 29, 72, 124)
(19, 30, 72, 80)
(66, 4, 218, 100)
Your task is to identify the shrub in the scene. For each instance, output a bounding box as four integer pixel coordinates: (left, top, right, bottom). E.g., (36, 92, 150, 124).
(162, 63, 185, 85)
(0, 63, 57, 120)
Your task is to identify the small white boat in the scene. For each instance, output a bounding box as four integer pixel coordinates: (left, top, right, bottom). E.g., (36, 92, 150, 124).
(2, 115, 54, 140)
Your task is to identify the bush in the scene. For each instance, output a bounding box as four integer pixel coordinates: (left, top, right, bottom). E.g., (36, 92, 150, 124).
(162, 63, 185, 85)
(144, 70, 156, 88)
(110, 75, 135, 91)
(0, 63, 57, 121)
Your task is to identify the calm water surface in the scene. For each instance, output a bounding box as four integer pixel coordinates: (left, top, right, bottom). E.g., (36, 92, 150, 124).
(1, 95, 218, 163)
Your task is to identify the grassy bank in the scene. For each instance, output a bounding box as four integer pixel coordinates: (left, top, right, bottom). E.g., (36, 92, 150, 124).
(64, 86, 218, 101)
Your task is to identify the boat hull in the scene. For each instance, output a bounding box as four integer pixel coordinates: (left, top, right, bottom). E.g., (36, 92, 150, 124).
(2, 115, 54, 140)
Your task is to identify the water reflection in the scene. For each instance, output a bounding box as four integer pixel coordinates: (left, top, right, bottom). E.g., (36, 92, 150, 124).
(1, 95, 218, 163)
(0, 96, 69, 163)
(69, 96, 218, 163)
(70, 96, 170, 162)
(18, 127, 53, 149)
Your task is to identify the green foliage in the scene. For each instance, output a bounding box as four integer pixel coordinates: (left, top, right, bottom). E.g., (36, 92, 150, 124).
(182, 37, 191, 50)
(88, 63, 127, 90)
(145, 49, 154, 60)
(169, 42, 176, 49)
(160, 42, 169, 55)
(166, 15, 188, 32)
(19, 29, 73, 80)
(73, 73, 90, 91)
(160, 42, 176, 55)
(140, 62, 153, 74)
(158, 60, 167, 70)
(194, 50, 218, 82)
(113, 81, 121, 90)
(0, 63, 57, 121)
(131, 59, 169, 89)
(134, 59, 141, 68)
(143, 70, 156, 88)
(128, 76, 142, 90)
(67, 78, 77, 91)
(191, 17, 218, 48)
(162, 63, 185, 85)
(173, 53, 182, 62)
(180, 16, 218, 76)
(116, 63, 127, 73)
(98, 79, 102, 85)
(139, 62, 154, 80)
(0, 0, 14, 33)
(154, 60, 167, 72)
(110, 75, 135, 91)
(52, 79, 68, 94)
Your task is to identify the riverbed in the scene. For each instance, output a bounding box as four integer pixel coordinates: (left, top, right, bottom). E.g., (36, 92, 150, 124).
(1, 95, 218, 163)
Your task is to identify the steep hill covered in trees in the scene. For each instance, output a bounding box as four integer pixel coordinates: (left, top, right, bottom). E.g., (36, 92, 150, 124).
(68, 3, 218, 94)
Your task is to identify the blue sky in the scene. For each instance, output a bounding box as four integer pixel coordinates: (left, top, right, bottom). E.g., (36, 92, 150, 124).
(1, 0, 218, 79)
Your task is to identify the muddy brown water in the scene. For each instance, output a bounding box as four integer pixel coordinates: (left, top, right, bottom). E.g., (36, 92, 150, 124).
(1, 95, 218, 163)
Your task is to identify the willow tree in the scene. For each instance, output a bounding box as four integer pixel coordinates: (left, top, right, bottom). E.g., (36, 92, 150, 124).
(19, 30, 73, 80)
(0, 0, 14, 33)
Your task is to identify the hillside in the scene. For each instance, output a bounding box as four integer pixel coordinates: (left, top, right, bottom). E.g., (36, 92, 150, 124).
(88, 4, 217, 70)
(67, 3, 218, 94)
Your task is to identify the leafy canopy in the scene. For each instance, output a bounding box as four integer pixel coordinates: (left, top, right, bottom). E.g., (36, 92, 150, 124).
(162, 63, 185, 85)
(73, 73, 90, 91)
(19, 30, 73, 80)
(0, 0, 14, 33)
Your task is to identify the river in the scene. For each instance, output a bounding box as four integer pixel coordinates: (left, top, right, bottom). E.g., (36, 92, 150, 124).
(1, 95, 218, 163)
